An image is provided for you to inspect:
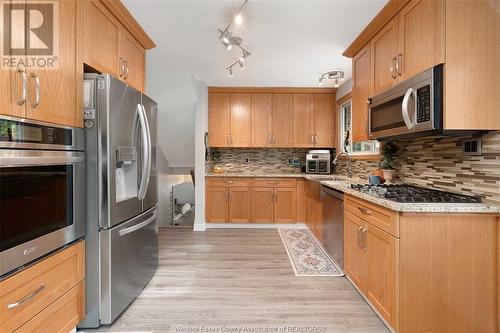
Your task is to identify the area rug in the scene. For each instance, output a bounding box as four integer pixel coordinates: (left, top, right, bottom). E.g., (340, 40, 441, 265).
(278, 228, 345, 277)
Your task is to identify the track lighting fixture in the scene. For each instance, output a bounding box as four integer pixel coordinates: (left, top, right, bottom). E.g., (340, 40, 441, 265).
(218, 0, 252, 77)
(318, 70, 345, 87)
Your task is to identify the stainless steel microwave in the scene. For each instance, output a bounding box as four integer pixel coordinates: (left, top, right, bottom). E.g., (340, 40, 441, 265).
(368, 64, 443, 140)
(0, 116, 85, 277)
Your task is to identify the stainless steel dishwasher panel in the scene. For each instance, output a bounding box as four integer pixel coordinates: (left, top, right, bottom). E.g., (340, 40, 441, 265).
(321, 186, 344, 269)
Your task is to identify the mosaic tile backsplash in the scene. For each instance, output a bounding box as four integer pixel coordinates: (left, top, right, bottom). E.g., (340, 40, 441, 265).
(209, 131, 500, 205)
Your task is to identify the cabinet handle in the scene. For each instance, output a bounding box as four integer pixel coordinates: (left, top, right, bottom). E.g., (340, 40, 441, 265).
(124, 60, 129, 79)
(119, 57, 124, 77)
(230, 133, 233, 144)
(309, 134, 313, 144)
(391, 57, 397, 79)
(271, 134, 276, 144)
(228, 190, 232, 202)
(7, 284, 45, 310)
(397, 54, 402, 76)
(275, 191, 278, 202)
(358, 207, 372, 215)
(357, 226, 363, 249)
(362, 228, 367, 250)
(17, 67, 27, 105)
(225, 189, 229, 201)
(226, 134, 230, 145)
(267, 133, 272, 144)
(29, 73, 40, 109)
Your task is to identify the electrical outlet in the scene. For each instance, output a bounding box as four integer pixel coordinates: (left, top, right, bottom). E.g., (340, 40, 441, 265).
(244, 157, 250, 163)
(463, 138, 482, 155)
(287, 158, 292, 164)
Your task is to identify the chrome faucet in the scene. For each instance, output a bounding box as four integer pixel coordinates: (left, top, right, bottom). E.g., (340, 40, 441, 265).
(333, 151, 353, 179)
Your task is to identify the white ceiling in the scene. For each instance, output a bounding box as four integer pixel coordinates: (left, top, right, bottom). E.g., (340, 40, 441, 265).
(123, 0, 387, 87)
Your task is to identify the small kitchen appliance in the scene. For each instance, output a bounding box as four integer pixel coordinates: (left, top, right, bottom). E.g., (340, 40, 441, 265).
(306, 150, 332, 174)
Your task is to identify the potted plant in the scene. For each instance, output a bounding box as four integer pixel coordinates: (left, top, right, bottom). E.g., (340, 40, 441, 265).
(380, 142, 399, 183)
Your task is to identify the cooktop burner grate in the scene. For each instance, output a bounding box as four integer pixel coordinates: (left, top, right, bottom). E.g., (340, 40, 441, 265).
(350, 184, 481, 204)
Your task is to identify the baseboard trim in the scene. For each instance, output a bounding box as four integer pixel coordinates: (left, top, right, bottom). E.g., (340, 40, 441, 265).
(206, 223, 307, 229)
(193, 223, 206, 231)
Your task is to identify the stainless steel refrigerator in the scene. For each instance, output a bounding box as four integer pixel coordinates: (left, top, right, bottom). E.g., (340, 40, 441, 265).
(79, 73, 158, 328)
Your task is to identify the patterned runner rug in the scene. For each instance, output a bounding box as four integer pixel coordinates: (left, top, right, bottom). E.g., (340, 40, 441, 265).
(278, 228, 345, 277)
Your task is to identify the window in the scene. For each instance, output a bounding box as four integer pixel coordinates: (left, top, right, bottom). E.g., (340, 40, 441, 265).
(339, 99, 379, 155)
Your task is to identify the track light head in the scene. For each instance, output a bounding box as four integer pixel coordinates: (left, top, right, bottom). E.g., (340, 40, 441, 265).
(229, 68, 234, 78)
(318, 70, 345, 87)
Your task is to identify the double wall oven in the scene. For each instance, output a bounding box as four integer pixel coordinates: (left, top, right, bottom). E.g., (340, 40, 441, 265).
(0, 116, 85, 277)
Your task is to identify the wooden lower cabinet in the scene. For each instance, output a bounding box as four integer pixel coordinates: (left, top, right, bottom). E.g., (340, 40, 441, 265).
(345, 195, 499, 333)
(206, 177, 297, 223)
(205, 186, 228, 223)
(251, 188, 274, 223)
(305, 179, 323, 242)
(274, 188, 297, 223)
(0, 241, 85, 333)
(228, 188, 252, 223)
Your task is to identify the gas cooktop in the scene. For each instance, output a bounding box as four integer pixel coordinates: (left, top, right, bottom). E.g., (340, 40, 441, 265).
(350, 184, 482, 204)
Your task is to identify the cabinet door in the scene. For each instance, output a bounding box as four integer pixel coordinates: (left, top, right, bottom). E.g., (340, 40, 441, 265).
(398, 0, 444, 82)
(228, 188, 252, 223)
(251, 188, 274, 223)
(274, 188, 297, 223)
(293, 94, 314, 147)
(26, 0, 82, 127)
(344, 211, 367, 292)
(250, 94, 272, 147)
(271, 94, 294, 147)
(230, 93, 251, 147)
(0, 1, 25, 118)
(120, 28, 145, 92)
(205, 187, 228, 223)
(208, 93, 231, 147)
(371, 18, 398, 95)
(313, 94, 336, 148)
(83, 0, 120, 77)
(366, 224, 399, 329)
(352, 45, 371, 142)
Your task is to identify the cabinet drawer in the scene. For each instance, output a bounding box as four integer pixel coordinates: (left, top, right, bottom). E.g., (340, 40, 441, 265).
(206, 177, 251, 187)
(0, 241, 85, 333)
(252, 178, 297, 188)
(345, 196, 399, 237)
(14, 282, 85, 333)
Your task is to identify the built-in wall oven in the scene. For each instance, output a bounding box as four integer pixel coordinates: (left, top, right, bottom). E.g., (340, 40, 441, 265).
(368, 64, 443, 140)
(0, 115, 85, 277)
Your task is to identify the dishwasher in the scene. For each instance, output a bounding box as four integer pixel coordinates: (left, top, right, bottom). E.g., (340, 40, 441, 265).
(321, 185, 344, 270)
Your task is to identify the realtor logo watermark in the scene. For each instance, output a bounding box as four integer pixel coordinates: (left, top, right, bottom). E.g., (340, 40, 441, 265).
(0, 0, 59, 69)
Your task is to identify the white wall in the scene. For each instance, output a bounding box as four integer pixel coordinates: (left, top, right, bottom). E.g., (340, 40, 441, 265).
(193, 81, 208, 231)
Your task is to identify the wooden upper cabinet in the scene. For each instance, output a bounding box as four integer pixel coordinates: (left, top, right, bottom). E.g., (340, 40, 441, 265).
(444, 0, 500, 130)
(84, 0, 120, 77)
(208, 93, 231, 147)
(272, 94, 294, 147)
(293, 94, 314, 147)
(230, 93, 251, 147)
(251, 94, 272, 147)
(371, 18, 399, 95)
(397, 0, 445, 81)
(352, 45, 371, 142)
(120, 28, 146, 92)
(313, 94, 336, 148)
(26, 0, 82, 127)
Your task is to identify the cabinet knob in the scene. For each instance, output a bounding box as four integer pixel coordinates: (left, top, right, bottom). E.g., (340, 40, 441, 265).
(366, 98, 372, 105)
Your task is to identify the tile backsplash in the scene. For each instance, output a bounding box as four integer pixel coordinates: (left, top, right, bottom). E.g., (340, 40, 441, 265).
(208, 131, 500, 206)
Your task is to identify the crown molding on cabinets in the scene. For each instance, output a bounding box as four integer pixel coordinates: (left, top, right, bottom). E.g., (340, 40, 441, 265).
(343, 0, 411, 58)
(99, 0, 156, 49)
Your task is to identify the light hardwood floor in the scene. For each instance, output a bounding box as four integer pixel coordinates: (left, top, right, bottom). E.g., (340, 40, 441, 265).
(88, 227, 389, 333)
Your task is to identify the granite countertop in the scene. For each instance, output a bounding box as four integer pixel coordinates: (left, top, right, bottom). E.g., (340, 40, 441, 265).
(320, 180, 500, 214)
(206, 171, 499, 214)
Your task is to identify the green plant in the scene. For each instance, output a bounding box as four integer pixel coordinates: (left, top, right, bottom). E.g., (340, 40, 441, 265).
(209, 151, 221, 163)
(380, 142, 399, 170)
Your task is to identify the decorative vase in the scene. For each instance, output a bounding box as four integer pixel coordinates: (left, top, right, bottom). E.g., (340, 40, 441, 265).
(381, 169, 396, 183)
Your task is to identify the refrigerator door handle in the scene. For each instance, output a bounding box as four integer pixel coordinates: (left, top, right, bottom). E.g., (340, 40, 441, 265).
(137, 104, 150, 200)
(140, 104, 152, 199)
(118, 211, 157, 237)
